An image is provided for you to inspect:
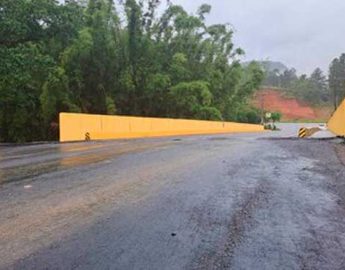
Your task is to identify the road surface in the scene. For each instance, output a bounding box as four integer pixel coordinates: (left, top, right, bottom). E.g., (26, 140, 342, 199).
(1, 124, 345, 270)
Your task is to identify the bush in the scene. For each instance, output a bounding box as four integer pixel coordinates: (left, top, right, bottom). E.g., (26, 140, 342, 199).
(235, 107, 261, 124)
(271, 112, 282, 123)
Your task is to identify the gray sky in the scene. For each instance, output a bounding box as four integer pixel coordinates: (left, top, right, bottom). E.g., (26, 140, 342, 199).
(169, 0, 345, 75)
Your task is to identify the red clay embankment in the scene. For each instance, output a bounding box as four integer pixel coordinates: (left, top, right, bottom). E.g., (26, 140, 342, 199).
(252, 88, 332, 122)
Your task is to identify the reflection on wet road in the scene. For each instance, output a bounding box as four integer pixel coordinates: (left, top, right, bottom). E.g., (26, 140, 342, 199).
(0, 140, 174, 184)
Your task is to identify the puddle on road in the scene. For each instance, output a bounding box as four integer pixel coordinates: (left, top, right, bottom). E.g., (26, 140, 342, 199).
(0, 162, 60, 185)
(208, 137, 230, 141)
(59, 144, 105, 153)
(0, 143, 106, 164)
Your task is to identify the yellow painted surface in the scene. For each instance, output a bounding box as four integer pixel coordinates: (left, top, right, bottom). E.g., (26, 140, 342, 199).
(59, 113, 264, 142)
(328, 99, 345, 136)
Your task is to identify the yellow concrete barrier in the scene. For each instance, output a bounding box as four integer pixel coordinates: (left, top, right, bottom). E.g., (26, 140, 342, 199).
(328, 99, 345, 136)
(59, 113, 264, 142)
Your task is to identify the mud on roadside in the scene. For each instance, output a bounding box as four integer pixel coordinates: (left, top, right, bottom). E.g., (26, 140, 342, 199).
(275, 138, 345, 206)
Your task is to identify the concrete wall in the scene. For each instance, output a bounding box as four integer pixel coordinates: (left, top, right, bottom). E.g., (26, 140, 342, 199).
(328, 99, 345, 136)
(59, 113, 264, 142)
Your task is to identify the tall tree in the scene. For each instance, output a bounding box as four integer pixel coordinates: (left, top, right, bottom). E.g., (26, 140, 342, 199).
(0, 0, 70, 142)
(329, 54, 345, 109)
(309, 68, 329, 104)
(59, 0, 119, 114)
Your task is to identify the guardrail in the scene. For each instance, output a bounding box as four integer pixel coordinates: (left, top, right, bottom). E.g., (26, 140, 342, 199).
(59, 113, 264, 142)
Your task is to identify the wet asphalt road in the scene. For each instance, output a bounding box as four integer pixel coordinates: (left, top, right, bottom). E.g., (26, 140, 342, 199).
(1, 124, 345, 270)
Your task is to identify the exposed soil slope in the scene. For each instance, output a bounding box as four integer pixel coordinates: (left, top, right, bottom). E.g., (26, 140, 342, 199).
(252, 88, 332, 122)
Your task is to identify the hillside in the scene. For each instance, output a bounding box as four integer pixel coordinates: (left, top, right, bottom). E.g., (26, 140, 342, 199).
(252, 88, 333, 122)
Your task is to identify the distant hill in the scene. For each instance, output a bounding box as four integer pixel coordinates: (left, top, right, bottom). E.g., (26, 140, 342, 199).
(252, 88, 332, 122)
(257, 61, 288, 73)
(244, 60, 288, 73)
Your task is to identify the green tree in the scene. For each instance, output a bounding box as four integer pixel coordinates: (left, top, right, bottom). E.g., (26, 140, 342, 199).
(169, 81, 221, 120)
(61, 0, 119, 114)
(329, 54, 345, 110)
(0, 0, 65, 142)
(309, 68, 329, 104)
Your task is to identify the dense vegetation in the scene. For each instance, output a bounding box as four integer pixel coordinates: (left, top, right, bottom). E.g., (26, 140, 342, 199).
(261, 55, 345, 109)
(0, 0, 264, 142)
(329, 54, 345, 109)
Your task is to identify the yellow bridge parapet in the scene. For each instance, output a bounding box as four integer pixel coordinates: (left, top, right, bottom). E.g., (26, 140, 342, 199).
(59, 113, 264, 142)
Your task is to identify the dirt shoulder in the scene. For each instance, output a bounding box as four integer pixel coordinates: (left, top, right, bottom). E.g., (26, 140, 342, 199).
(276, 138, 345, 205)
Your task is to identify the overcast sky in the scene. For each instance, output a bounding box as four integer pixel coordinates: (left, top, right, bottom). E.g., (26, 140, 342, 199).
(167, 0, 345, 75)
